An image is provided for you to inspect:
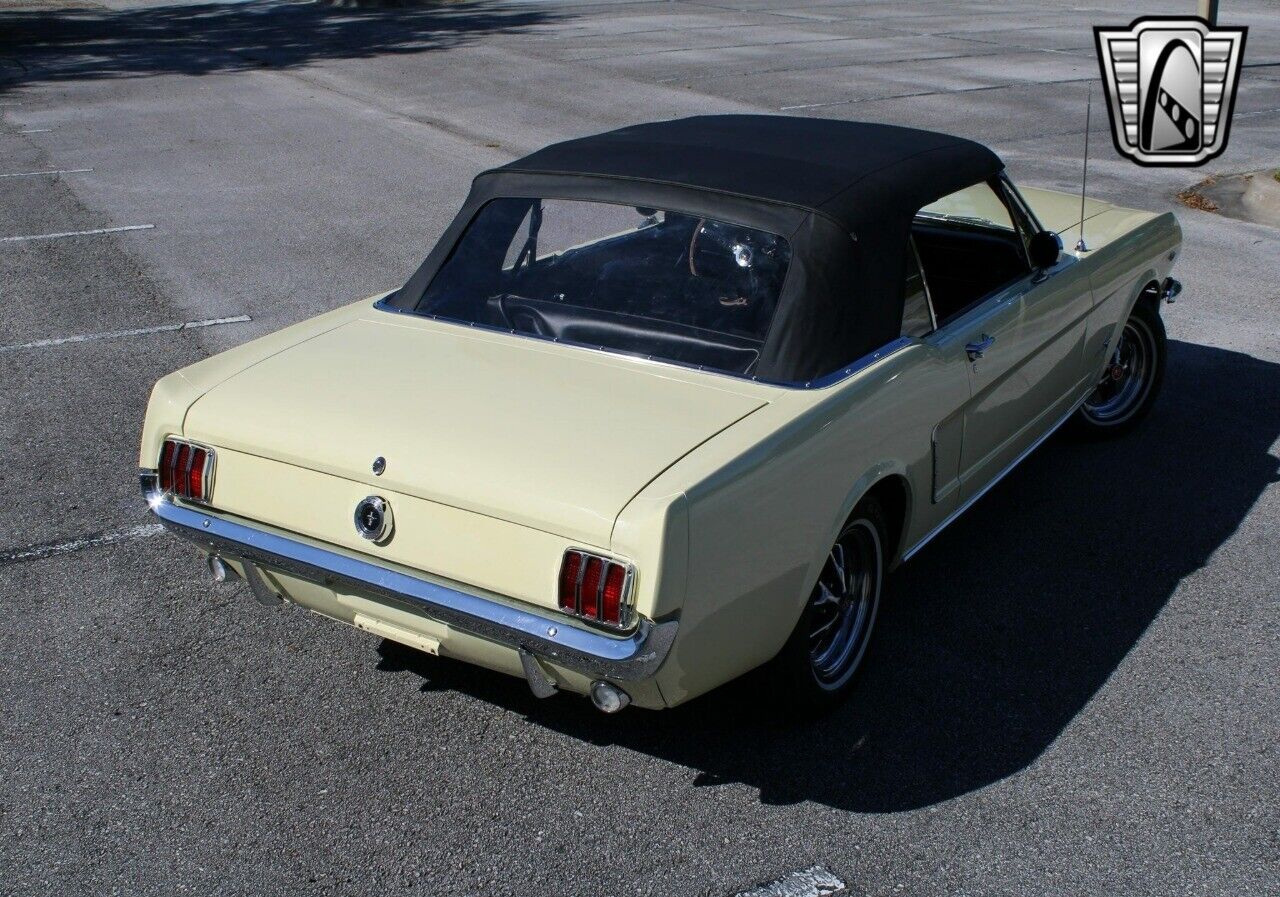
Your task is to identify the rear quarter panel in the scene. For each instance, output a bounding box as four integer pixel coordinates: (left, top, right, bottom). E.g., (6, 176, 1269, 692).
(614, 344, 964, 706)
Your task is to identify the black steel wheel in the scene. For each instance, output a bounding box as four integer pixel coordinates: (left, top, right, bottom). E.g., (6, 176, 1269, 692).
(808, 518, 882, 690)
(770, 498, 887, 715)
(1073, 300, 1166, 437)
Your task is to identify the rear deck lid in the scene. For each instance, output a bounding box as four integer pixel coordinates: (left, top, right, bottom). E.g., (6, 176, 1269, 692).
(183, 315, 767, 545)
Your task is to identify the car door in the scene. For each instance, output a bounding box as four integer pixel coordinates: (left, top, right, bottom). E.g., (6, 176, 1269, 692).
(913, 179, 1095, 502)
(956, 264, 1091, 499)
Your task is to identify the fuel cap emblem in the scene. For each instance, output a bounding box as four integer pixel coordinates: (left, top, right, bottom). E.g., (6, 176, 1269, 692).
(354, 495, 392, 543)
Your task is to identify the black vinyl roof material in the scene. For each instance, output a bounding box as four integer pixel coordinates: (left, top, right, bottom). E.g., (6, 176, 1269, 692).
(394, 115, 1013, 383)
(496, 115, 1004, 233)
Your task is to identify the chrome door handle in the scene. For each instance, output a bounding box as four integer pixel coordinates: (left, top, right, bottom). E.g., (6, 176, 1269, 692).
(965, 334, 995, 361)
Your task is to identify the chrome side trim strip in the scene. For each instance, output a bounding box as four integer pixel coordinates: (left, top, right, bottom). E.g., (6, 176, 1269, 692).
(901, 394, 1087, 562)
(803, 336, 914, 389)
(141, 477, 677, 681)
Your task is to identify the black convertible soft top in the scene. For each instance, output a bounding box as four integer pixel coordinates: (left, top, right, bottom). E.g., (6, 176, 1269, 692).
(497, 116, 1001, 235)
(390, 116, 1005, 384)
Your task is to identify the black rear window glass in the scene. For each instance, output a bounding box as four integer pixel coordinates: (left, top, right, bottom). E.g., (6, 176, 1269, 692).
(403, 198, 792, 377)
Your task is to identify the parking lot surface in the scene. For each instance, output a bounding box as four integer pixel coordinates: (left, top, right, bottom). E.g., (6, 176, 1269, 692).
(1, 1, 1277, 894)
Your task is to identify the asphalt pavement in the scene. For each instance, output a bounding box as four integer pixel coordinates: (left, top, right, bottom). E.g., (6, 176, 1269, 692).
(1, 1, 1277, 895)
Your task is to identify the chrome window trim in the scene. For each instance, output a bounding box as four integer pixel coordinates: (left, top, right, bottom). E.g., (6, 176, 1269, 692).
(141, 476, 677, 682)
(904, 234, 938, 334)
(998, 173, 1046, 234)
(803, 337, 914, 389)
(997, 173, 1048, 267)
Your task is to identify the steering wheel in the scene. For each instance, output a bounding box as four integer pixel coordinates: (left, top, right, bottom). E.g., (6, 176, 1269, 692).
(688, 219, 706, 276)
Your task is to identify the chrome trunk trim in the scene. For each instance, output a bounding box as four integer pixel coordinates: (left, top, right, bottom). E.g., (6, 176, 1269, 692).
(141, 474, 677, 681)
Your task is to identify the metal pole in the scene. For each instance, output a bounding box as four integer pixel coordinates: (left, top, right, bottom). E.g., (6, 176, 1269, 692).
(1076, 87, 1091, 254)
(1199, 0, 1219, 25)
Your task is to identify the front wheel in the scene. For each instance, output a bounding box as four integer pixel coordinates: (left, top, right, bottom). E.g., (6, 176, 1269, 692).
(770, 499, 887, 716)
(1072, 300, 1166, 436)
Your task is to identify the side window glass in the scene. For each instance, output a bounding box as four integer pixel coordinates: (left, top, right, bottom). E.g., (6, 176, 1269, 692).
(918, 182, 1017, 231)
(901, 237, 934, 338)
(913, 181, 1032, 327)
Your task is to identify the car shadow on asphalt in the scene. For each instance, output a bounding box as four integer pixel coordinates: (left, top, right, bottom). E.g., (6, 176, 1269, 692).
(378, 339, 1280, 813)
(0, 0, 566, 92)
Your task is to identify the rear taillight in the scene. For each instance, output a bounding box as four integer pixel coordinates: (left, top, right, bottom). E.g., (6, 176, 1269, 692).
(158, 437, 215, 504)
(558, 550, 633, 628)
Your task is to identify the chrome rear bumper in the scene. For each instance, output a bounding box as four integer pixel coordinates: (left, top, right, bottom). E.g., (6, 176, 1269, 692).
(140, 473, 676, 682)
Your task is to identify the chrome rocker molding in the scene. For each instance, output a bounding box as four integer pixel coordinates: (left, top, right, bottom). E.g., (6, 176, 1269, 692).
(140, 474, 677, 682)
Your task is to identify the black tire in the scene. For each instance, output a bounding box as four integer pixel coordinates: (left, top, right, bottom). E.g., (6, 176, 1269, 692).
(1071, 299, 1166, 438)
(769, 498, 887, 717)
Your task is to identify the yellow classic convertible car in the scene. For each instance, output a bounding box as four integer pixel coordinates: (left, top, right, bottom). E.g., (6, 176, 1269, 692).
(140, 116, 1181, 713)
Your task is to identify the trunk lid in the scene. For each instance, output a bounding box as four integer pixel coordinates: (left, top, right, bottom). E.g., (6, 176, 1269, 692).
(183, 315, 767, 545)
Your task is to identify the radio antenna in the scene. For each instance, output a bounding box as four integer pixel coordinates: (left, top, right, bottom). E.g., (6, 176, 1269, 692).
(1076, 86, 1092, 253)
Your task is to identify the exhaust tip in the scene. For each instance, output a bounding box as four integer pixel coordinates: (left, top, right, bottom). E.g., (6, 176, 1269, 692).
(589, 680, 631, 714)
(208, 554, 235, 583)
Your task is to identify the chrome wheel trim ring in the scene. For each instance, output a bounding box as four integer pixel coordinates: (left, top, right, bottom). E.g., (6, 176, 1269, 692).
(1082, 317, 1156, 426)
(808, 519, 882, 691)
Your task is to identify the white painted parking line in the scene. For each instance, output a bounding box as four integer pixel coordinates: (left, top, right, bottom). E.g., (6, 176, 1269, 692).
(0, 168, 92, 179)
(0, 523, 164, 567)
(19, 128, 52, 133)
(733, 866, 845, 897)
(0, 314, 252, 353)
(1237, 106, 1280, 118)
(1, 223, 154, 243)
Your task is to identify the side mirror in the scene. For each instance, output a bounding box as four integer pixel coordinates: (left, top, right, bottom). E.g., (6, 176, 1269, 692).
(1029, 230, 1063, 269)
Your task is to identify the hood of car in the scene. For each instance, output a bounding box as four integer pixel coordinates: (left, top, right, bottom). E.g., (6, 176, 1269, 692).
(1018, 186, 1159, 252)
(182, 314, 768, 545)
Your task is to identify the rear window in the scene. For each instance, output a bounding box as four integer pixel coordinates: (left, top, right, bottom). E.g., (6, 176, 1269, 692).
(403, 198, 792, 377)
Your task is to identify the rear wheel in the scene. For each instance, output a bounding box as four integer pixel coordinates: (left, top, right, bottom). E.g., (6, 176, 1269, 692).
(1073, 300, 1166, 436)
(771, 499, 886, 715)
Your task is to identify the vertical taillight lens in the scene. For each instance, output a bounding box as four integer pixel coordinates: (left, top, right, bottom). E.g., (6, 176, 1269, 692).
(602, 564, 626, 623)
(158, 437, 215, 504)
(158, 440, 175, 492)
(188, 448, 207, 498)
(558, 551, 582, 612)
(580, 557, 604, 619)
(557, 550, 632, 628)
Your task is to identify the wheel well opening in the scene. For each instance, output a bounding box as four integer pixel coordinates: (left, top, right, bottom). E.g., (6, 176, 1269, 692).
(863, 475, 909, 564)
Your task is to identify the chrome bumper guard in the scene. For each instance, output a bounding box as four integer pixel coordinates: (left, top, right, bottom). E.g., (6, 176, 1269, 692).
(141, 473, 677, 682)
